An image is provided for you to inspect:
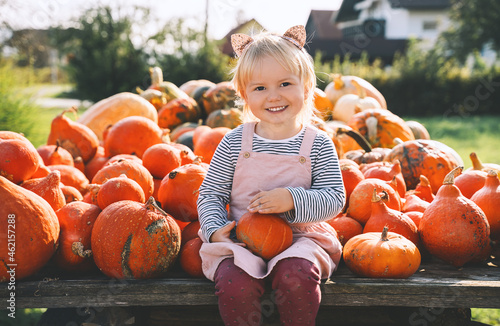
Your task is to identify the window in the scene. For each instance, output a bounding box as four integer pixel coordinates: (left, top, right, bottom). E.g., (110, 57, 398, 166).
(423, 21, 438, 31)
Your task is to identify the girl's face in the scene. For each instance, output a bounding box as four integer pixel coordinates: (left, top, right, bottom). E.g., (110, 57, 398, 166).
(244, 55, 305, 134)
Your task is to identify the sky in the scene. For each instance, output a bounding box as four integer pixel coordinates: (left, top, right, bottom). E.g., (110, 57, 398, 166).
(2, 0, 342, 39)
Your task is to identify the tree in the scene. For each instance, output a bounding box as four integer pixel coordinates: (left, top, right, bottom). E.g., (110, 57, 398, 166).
(151, 19, 230, 88)
(440, 0, 500, 62)
(50, 6, 151, 102)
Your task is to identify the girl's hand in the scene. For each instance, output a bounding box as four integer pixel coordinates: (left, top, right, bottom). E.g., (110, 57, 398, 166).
(247, 188, 294, 214)
(209, 221, 245, 246)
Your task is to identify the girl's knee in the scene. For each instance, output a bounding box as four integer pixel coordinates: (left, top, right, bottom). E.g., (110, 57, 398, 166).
(271, 258, 321, 292)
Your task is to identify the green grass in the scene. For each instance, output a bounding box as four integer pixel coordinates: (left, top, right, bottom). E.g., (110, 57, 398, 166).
(403, 115, 500, 169)
(472, 309, 500, 325)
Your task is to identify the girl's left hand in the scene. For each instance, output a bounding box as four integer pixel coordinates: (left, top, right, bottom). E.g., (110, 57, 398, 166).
(247, 188, 294, 214)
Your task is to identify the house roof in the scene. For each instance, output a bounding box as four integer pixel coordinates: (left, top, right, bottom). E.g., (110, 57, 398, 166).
(305, 10, 342, 40)
(388, 0, 450, 9)
(335, 0, 450, 23)
(220, 19, 265, 56)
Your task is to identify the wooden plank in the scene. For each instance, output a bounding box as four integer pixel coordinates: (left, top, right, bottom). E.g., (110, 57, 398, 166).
(4, 257, 500, 309)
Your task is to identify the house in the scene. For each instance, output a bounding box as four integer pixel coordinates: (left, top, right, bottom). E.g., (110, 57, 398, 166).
(220, 19, 265, 57)
(334, 0, 451, 54)
(304, 0, 450, 63)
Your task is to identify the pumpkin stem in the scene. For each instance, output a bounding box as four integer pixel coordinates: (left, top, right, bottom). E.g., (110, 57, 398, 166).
(393, 138, 404, 145)
(71, 241, 92, 258)
(351, 79, 366, 99)
(419, 175, 430, 187)
(150, 66, 163, 87)
(371, 188, 381, 203)
(443, 166, 464, 185)
(136, 86, 144, 94)
(168, 171, 178, 179)
(332, 74, 344, 90)
(365, 116, 378, 144)
(146, 196, 171, 218)
(55, 139, 61, 152)
(337, 127, 373, 153)
(380, 226, 390, 241)
(61, 106, 78, 120)
(487, 169, 498, 177)
(469, 152, 485, 171)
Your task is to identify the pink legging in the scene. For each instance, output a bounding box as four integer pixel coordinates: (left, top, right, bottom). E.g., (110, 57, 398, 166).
(214, 257, 321, 326)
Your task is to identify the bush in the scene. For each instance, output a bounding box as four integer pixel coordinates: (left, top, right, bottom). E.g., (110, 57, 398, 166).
(0, 60, 40, 138)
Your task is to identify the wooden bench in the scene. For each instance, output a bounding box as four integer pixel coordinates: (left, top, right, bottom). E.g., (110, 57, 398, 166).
(5, 254, 500, 325)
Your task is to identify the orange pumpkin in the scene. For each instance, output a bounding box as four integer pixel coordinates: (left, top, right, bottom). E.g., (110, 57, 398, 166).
(313, 87, 334, 120)
(362, 160, 406, 198)
(48, 164, 89, 195)
(326, 213, 363, 246)
(61, 185, 84, 203)
(92, 159, 154, 199)
(157, 97, 201, 130)
(471, 170, 500, 241)
(347, 108, 415, 149)
(412, 175, 435, 202)
(95, 175, 146, 210)
(454, 169, 487, 199)
(0, 138, 40, 184)
(157, 161, 207, 222)
(384, 139, 462, 193)
(402, 194, 430, 214)
(347, 178, 402, 225)
(91, 198, 181, 279)
(0, 176, 60, 281)
(142, 143, 187, 179)
(53, 201, 101, 272)
(83, 146, 108, 181)
(37, 141, 74, 167)
(104, 116, 165, 158)
(363, 190, 419, 247)
(419, 167, 491, 267)
(340, 162, 365, 203)
(193, 126, 231, 163)
(236, 212, 293, 260)
(343, 226, 421, 279)
(179, 237, 204, 278)
(47, 107, 99, 163)
(181, 220, 201, 246)
(21, 170, 66, 211)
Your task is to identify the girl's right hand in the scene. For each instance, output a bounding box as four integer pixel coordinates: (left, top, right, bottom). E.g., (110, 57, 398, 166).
(209, 221, 246, 246)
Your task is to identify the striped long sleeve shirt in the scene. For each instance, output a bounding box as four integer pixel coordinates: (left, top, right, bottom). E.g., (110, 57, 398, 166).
(197, 124, 346, 242)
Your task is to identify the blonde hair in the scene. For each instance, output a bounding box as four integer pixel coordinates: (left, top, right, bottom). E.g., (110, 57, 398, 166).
(231, 30, 317, 125)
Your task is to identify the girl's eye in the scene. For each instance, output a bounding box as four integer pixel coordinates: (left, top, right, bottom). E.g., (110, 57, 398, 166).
(255, 86, 265, 91)
(281, 82, 291, 87)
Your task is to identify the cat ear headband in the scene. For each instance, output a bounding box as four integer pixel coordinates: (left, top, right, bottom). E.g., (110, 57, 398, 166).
(231, 25, 306, 57)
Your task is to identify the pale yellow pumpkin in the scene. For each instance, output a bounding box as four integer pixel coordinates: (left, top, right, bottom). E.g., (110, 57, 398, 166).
(332, 80, 384, 123)
(78, 92, 158, 141)
(324, 74, 387, 109)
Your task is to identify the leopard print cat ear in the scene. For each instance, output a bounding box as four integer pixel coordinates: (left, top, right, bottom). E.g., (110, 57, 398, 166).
(281, 25, 306, 49)
(231, 33, 254, 57)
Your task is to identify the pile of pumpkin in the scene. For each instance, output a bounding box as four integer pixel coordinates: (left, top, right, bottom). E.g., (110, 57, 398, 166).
(1, 68, 499, 282)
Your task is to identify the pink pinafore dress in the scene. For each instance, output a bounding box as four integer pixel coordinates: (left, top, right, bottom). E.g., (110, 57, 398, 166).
(199, 122, 342, 281)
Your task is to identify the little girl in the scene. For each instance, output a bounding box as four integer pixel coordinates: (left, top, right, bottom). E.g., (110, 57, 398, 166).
(197, 25, 345, 326)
